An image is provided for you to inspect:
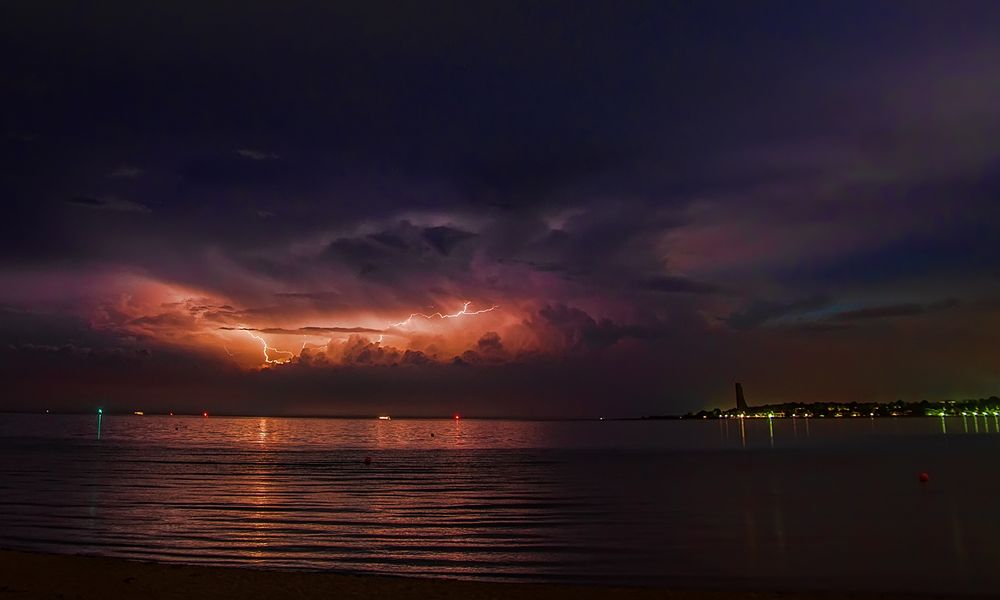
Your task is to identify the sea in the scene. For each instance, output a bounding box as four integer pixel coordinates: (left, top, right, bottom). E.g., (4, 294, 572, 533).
(0, 413, 997, 594)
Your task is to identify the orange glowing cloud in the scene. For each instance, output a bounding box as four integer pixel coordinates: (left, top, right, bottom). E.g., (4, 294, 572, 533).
(81, 272, 521, 369)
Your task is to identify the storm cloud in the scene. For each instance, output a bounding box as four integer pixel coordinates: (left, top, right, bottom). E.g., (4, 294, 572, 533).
(1, 1, 999, 414)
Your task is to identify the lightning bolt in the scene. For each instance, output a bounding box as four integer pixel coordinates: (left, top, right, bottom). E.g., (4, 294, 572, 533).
(388, 301, 499, 329)
(241, 328, 294, 365)
(234, 302, 498, 364)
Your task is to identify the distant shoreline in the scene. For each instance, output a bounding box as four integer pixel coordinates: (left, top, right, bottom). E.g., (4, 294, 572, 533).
(0, 549, 973, 600)
(2, 411, 994, 421)
(670, 396, 1000, 420)
(2, 395, 999, 422)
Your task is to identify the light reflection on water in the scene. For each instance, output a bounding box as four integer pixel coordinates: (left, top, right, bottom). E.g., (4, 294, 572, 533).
(0, 415, 998, 593)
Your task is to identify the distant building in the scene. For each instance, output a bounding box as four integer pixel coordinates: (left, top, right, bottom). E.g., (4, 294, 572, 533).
(735, 382, 749, 412)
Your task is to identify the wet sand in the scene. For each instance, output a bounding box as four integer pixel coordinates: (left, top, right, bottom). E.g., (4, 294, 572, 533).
(0, 550, 975, 600)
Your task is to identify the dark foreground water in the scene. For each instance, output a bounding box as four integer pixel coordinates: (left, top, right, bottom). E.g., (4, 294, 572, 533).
(0, 414, 998, 594)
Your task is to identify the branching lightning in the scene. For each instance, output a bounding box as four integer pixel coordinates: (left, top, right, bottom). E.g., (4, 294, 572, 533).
(235, 302, 498, 365)
(388, 301, 499, 329)
(241, 328, 294, 365)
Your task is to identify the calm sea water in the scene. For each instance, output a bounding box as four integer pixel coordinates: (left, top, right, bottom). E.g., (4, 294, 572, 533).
(0, 414, 998, 593)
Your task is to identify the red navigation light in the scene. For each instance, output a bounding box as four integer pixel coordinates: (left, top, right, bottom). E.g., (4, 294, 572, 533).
(202, 411, 209, 417)
(453, 414, 461, 420)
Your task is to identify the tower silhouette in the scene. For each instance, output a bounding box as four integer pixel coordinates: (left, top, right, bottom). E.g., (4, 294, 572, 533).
(735, 382, 749, 412)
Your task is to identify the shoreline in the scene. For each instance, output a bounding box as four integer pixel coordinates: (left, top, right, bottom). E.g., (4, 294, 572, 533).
(0, 550, 979, 600)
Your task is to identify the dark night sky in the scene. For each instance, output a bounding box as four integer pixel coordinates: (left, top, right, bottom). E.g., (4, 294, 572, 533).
(1, 1, 999, 416)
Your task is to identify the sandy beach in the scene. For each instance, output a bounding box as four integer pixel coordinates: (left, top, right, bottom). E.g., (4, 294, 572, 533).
(0, 550, 978, 600)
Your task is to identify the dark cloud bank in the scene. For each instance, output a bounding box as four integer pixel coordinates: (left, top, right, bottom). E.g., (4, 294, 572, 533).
(1, 1, 999, 415)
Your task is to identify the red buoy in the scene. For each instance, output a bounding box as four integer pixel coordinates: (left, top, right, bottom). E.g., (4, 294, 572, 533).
(364, 456, 372, 465)
(918, 472, 930, 483)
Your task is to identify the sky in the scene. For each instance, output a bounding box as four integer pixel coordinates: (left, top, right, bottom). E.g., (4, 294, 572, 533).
(1, 1, 999, 416)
